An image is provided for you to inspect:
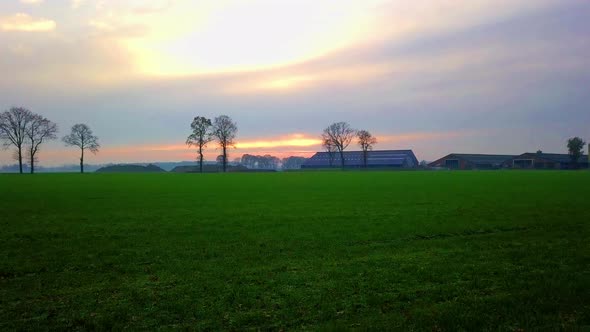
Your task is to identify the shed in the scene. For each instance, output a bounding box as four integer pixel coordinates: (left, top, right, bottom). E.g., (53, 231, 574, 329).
(301, 150, 418, 169)
(428, 153, 515, 170)
(506, 152, 589, 169)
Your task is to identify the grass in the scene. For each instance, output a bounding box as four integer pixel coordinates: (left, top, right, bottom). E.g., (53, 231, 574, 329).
(0, 171, 589, 330)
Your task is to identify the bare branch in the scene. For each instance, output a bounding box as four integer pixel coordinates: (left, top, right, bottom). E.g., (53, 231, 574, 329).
(212, 115, 238, 172)
(0, 107, 36, 173)
(26, 113, 58, 173)
(322, 122, 355, 168)
(357, 129, 377, 168)
(186, 116, 213, 173)
(63, 123, 100, 173)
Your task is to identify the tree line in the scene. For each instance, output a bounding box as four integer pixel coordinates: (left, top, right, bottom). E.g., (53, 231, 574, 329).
(2, 106, 588, 173)
(186, 116, 379, 172)
(0, 107, 100, 173)
(186, 115, 237, 173)
(321, 122, 377, 168)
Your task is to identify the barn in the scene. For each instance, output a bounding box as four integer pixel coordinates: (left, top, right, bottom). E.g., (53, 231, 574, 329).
(301, 150, 418, 169)
(428, 153, 515, 170)
(506, 152, 589, 169)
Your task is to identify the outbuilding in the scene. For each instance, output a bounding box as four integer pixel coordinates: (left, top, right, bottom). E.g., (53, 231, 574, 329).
(506, 152, 589, 169)
(301, 150, 418, 169)
(428, 153, 515, 170)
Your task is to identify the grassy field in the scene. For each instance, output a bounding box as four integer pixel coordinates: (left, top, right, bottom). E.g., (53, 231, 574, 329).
(1, 171, 589, 330)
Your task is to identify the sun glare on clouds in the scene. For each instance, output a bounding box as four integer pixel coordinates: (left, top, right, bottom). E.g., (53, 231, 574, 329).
(121, 0, 385, 77)
(72, 0, 561, 88)
(0, 13, 55, 32)
(235, 134, 321, 149)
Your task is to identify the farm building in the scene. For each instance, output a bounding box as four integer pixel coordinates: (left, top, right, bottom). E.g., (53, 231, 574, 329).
(428, 153, 515, 170)
(506, 152, 589, 169)
(301, 150, 418, 169)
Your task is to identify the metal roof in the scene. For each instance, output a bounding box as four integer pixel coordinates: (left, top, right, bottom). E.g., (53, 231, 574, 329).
(302, 150, 418, 168)
(430, 153, 515, 166)
(514, 153, 589, 164)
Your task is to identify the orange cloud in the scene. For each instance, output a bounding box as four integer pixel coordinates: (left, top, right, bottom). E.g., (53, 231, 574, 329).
(122, 134, 322, 152)
(41, 133, 322, 164)
(235, 134, 321, 149)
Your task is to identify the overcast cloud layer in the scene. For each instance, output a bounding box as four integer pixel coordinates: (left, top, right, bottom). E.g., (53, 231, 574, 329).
(1, 0, 589, 166)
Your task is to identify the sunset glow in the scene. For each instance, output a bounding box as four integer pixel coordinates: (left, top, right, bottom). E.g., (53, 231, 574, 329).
(0, 12, 55, 31)
(122, 0, 382, 77)
(1, 0, 589, 167)
(236, 135, 321, 149)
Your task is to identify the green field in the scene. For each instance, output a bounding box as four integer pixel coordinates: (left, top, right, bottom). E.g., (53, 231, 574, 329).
(1, 171, 589, 330)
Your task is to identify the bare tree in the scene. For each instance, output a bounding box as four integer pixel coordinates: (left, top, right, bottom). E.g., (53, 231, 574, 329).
(357, 130, 377, 168)
(62, 124, 100, 173)
(186, 116, 213, 173)
(26, 114, 58, 174)
(322, 122, 355, 168)
(321, 135, 336, 167)
(212, 115, 237, 172)
(0, 107, 35, 174)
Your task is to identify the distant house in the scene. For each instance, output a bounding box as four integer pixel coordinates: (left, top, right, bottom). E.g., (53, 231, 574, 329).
(506, 152, 589, 169)
(428, 154, 515, 170)
(301, 150, 418, 169)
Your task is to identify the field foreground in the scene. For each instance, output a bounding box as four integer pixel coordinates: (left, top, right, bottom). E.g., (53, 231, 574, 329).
(1, 171, 589, 330)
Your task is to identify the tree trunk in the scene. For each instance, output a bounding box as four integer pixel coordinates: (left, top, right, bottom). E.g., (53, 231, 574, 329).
(363, 149, 368, 168)
(222, 145, 227, 172)
(18, 146, 23, 174)
(80, 148, 84, 174)
(339, 150, 345, 169)
(199, 147, 203, 173)
(30, 149, 35, 174)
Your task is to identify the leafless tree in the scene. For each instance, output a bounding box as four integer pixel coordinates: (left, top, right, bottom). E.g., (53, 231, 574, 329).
(322, 122, 355, 168)
(0, 107, 35, 174)
(26, 114, 58, 174)
(186, 116, 213, 173)
(62, 123, 100, 173)
(357, 130, 377, 168)
(212, 115, 237, 172)
(321, 135, 336, 167)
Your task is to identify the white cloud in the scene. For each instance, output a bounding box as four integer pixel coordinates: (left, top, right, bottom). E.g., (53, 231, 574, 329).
(0, 13, 56, 32)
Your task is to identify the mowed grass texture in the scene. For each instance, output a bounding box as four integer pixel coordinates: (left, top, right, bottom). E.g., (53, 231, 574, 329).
(1, 171, 589, 330)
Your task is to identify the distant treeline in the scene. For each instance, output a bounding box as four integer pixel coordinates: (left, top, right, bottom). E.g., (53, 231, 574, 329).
(0, 155, 309, 173)
(3, 106, 587, 174)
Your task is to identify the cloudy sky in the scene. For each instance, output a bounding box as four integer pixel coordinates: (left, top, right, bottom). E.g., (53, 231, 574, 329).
(1, 0, 589, 166)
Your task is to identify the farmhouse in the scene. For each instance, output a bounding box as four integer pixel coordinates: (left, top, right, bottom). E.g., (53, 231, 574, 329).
(301, 150, 418, 169)
(506, 152, 589, 169)
(428, 153, 515, 170)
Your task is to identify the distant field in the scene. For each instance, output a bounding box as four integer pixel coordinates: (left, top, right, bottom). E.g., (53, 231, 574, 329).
(1, 171, 589, 330)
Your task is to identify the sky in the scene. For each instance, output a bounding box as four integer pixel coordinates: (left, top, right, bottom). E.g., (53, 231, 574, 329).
(0, 0, 589, 166)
